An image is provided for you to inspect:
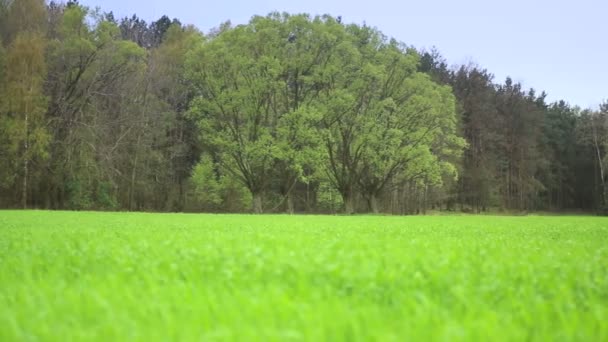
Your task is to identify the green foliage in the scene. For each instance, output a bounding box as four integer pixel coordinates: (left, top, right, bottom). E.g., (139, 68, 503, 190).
(65, 178, 93, 210)
(315, 180, 343, 212)
(315, 32, 465, 212)
(1, 211, 607, 340)
(4, 0, 47, 42)
(187, 14, 465, 213)
(2, 30, 49, 207)
(186, 22, 280, 198)
(186, 14, 349, 212)
(189, 155, 252, 212)
(96, 181, 118, 210)
(217, 174, 252, 212)
(190, 155, 222, 208)
(0, 0, 8, 43)
(65, 178, 118, 210)
(275, 105, 325, 184)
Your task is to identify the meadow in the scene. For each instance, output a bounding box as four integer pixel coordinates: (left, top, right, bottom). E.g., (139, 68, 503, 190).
(0, 211, 607, 341)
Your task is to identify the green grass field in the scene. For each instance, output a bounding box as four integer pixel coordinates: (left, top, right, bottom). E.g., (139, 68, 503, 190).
(1, 211, 607, 341)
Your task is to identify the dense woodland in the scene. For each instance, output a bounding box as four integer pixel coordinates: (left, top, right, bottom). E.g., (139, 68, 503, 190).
(0, 0, 606, 214)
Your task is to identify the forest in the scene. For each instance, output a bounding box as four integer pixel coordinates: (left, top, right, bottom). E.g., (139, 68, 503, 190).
(0, 0, 606, 214)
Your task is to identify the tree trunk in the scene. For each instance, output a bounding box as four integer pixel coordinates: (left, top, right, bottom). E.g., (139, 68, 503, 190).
(592, 121, 606, 211)
(342, 191, 354, 214)
(391, 185, 398, 214)
(366, 194, 379, 214)
(603, 182, 608, 213)
(22, 157, 28, 209)
(22, 111, 29, 209)
(252, 192, 263, 214)
(129, 139, 139, 211)
(286, 191, 294, 214)
(423, 185, 428, 214)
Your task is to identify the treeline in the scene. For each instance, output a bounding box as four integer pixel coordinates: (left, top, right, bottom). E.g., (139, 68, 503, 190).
(0, 0, 606, 214)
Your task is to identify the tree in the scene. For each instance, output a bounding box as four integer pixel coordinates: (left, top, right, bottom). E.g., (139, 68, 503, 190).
(269, 14, 347, 213)
(187, 14, 341, 213)
(187, 20, 280, 213)
(149, 15, 175, 46)
(0, 42, 11, 204)
(494, 79, 546, 210)
(577, 104, 608, 212)
(418, 47, 452, 84)
(598, 102, 608, 211)
(539, 101, 578, 209)
(353, 44, 465, 213)
(119, 14, 150, 47)
(315, 23, 379, 214)
(3, 32, 50, 208)
(451, 65, 501, 211)
(147, 24, 203, 210)
(273, 106, 324, 213)
(4, 0, 47, 42)
(319, 27, 464, 213)
(189, 154, 222, 209)
(0, 0, 9, 43)
(42, 3, 150, 210)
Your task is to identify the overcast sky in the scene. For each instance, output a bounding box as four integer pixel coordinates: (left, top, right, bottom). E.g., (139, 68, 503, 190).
(79, 0, 607, 109)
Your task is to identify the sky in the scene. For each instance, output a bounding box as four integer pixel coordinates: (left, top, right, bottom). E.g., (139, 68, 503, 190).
(79, 0, 607, 109)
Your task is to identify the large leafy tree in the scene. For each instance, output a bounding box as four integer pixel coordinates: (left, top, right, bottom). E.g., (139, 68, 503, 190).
(187, 14, 341, 213)
(187, 19, 281, 213)
(320, 27, 464, 213)
(354, 45, 465, 213)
